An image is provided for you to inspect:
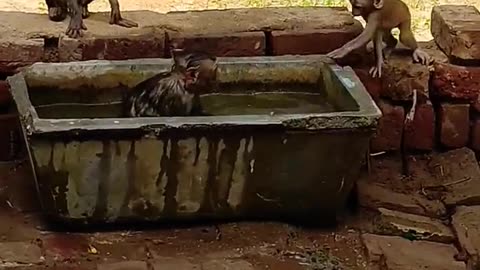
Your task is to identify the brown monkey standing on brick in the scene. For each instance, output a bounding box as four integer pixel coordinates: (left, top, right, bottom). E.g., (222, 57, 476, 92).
(46, 0, 138, 38)
(327, 0, 431, 78)
(124, 48, 218, 117)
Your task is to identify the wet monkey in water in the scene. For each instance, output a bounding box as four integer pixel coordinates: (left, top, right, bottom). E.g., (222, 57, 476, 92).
(124, 48, 218, 117)
(46, 0, 138, 38)
(327, 0, 431, 78)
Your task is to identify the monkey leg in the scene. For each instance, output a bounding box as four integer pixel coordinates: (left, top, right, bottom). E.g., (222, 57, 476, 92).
(383, 31, 398, 59)
(66, 0, 87, 38)
(80, 0, 94, 18)
(369, 30, 384, 78)
(108, 0, 138, 28)
(46, 0, 67, 21)
(399, 21, 431, 65)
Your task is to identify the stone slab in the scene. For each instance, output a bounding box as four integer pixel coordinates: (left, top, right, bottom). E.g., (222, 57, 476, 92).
(0, 242, 43, 264)
(361, 234, 465, 270)
(425, 148, 480, 207)
(375, 208, 454, 243)
(357, 179, 446, 218)
(452, 206, 480, 270)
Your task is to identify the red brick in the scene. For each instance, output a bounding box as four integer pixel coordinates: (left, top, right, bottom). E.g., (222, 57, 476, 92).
(438, 103, 470, 148)
(97, 261, 148, 270)
(431, 63, 480, 102)
(370, 100, 405, 152)
(431, 5, 480, 64)
(0, 39, 44, 73)
(471, 118, 480, 151)
(270, 27, 364, 64)
(353, 68, 381, 101)
(404, 101, 436, 151)
(166, 32, 265, 57)
(59, 33, 165, 61)
(0, 81, 10, 107)
(382, 53, 430, 102)
(0, 113, 23, 161)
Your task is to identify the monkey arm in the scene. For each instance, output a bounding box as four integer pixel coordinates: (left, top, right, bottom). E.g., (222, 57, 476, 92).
(327, 12, 380, 59)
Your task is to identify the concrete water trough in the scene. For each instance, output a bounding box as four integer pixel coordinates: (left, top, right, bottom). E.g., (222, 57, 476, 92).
(7, 55, 381, 225)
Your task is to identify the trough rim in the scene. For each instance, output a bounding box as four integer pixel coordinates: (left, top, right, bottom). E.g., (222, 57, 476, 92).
(7, 55, 381, 135)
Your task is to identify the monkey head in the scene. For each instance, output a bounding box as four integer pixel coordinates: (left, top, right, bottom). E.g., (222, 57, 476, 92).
(349, 0, 384, 16)
(171, 48, 218, 92)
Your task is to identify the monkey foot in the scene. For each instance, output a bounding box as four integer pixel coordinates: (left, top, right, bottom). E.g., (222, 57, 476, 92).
(109, 11, 138, 28)
(413, 48, 432, 65)
(48, 7, 67, 22)
(66, 18, 87, 38)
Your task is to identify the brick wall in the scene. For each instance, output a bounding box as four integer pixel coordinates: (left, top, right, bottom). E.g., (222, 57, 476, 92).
(0, 5, 480, 160)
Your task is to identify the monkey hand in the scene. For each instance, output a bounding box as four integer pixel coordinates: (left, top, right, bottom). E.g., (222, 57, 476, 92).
(327, 47, 350, 60)
(369, 63, 382, 78)
(412, 48, 432, 65)
(110, 10, 138, 28)
(66, 17, 87, 38)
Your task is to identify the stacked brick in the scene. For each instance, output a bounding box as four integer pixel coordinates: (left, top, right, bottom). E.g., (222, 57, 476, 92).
(364, 5, 480, 153)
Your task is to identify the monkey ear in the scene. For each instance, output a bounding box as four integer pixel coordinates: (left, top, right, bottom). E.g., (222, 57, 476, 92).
(373, 0, 384, 9)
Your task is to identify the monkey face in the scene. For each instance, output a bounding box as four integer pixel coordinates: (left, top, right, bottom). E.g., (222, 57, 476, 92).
(349, 0, 382, 15)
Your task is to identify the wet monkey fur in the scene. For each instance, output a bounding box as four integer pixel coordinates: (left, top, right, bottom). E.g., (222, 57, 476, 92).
(327, 0, 431, 78)
(46, 0, 138, 38)
(124, 49, 218, 117)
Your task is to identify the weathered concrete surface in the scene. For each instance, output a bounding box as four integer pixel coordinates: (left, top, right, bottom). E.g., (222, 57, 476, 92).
(431, 5, 480, 64)
(362, 234, 466, 270)
(452, 206, 480, 270)
(374, 208, 455, 243)
(0, 242, 43, 264)
(424, 148, 480, 207)
(357, 179, 447, 218)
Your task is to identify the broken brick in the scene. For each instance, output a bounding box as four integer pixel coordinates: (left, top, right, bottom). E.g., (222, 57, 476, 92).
(431, 5, 480, 64)
(381, 52, 430, 102)
(438, 103, 470, 148)
(370, 100, 405, 152)
(425, 148, 480, 207)
(167, 32, 265, 57)
(0, 39, 44, 73)
(431, 63, 480, 102)
(404, 101, 435, 151)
